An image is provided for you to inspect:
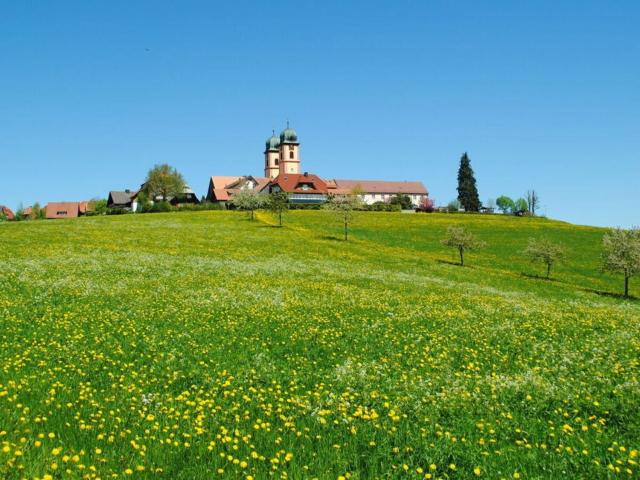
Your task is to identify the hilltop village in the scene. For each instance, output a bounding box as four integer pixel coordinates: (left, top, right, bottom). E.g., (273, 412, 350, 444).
(106, 124, 428, 214)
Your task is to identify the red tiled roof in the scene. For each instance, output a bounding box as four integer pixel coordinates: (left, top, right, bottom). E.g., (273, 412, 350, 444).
(331, 179, 428, 195)
(213, 189, 230, 201)
(45, 202, 80, 219)
(269, 173, 328, 194)
(211, 176, 242, 190)
(0, 205, 15, 220)
(209, 176, 270, 201)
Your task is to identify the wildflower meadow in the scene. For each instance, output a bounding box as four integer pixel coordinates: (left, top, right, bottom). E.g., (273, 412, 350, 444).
(0, 211, 638, 479)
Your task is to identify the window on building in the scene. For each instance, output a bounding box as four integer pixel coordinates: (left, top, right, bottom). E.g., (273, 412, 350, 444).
(289, 151, 294, 159)
(275, 159, 279, 165)
(57, 211, 67, 215)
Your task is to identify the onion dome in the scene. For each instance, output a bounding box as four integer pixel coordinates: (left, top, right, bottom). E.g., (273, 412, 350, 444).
(265, 131, 280, 152)
(279, 124, 298, 144)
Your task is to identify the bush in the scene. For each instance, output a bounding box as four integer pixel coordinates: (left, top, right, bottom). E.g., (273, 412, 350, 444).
(389, 194, 413, 210)
(288, 203, 322, 210)
(176, 202, 225, 211)
(107, 207, 129, 215)
(150, 201, 173, 213)
(447, 199, 462, 213)
(417, 197, 435, 213)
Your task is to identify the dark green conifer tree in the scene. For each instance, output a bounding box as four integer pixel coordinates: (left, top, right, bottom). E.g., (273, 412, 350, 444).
(456, 152, 481, 212)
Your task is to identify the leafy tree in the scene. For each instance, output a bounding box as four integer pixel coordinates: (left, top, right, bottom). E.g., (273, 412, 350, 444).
(602, 227, 640, 298)
(326, 192, 362, 241)
(496, 195, 515, 214)
(27, 202, 44, 220)
(524, 238, 565, 279)
(143, 164, 186, 202)
(441, 225, 485, 266)
(89, 199, 108, 215)
(456, 152, 480, 212)
(0, 210, 6, 222)
(447, 199, 462, 213)
(268, 191, 289, 227)
(418, 197, 435, 213)
(389, 194, 413, 210)
(135, 192, 152, 213)
(514, 198, 529, 214)
(230, 189, 266, 220)
(484, 198, 496, 211)
(526, 190, 540, 215)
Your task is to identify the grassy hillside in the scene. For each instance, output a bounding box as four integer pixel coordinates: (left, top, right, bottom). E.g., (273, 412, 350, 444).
(0, 211, 638, 479)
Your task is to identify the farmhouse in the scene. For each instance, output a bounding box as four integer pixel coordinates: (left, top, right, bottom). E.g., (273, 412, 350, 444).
(265, 172, 328, 204)
(108, 190, 138, 211)
(207, 125, 428, 206)
(44, 201, 91, 219)
(107, 185, 199, 211)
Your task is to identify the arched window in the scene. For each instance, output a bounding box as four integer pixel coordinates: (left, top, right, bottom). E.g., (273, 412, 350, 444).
(275, 158, 279, 166)
(289, 151, 294, 159)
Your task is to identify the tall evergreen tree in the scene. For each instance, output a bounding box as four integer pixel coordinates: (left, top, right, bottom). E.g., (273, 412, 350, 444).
(456, 152, 481, 212)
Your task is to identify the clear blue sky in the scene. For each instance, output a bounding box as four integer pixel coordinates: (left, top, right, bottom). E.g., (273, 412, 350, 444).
(1, 1, 638, 227)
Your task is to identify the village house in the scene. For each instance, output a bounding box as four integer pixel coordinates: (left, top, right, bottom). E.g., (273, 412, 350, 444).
(207, 125, 428, 207)
(0, 205, 15, 220)
(44, 201, 91, 219)
(265, 172, 328, 204)
(107, 190, 139, 211)
(107, 184, 199, 211)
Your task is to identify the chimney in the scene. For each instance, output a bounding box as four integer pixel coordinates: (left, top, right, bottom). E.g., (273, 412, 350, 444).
(304, 172, 308, 177)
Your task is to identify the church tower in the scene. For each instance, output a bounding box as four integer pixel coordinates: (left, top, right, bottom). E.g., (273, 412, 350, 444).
(278, 123, 301, 176)
(264, 131, 280, 179)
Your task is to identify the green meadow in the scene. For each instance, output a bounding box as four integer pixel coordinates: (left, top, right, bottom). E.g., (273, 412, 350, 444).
(0, 211, 638, 480)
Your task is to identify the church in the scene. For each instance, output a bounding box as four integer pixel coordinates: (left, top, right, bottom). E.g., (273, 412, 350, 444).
(207, 125, 428, 206)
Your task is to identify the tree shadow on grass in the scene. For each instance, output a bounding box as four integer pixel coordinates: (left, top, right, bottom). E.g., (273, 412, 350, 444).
(580, 287, 637, 301)
(435, 259, 462, 267)
(520, 272, 559, 282)
(319, 235, 343, 242)
(256, 224, 282, 229)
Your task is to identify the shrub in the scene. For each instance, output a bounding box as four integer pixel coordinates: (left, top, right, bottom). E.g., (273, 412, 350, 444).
(417, 197, 435, 213)
(447, 199, 462, 213)
(150, 201, 173, 213)
(389, 194, 413, 210)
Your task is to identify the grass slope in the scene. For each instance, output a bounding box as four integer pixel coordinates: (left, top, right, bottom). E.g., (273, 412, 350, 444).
(0, 211, 638, 480)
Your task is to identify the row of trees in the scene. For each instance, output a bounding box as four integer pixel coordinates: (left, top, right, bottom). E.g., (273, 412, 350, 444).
(456, 153, 541, 216)
(442, 225, 640, 297)
(495, 191, 540, 215)
(230, 189, 361, 240)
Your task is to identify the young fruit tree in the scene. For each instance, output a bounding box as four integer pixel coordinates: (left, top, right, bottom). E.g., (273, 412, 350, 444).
(441, 225, 485, 266)
(268, 191, 289, 227)
(602, 227, 640, 298)
(230, 189, 266, 220)
(143, 164, 186, 202)
(524, 238, 565, 279)
(326, 193, 362, 241)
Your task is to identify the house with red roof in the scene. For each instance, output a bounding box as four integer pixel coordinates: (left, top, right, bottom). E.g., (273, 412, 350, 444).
(0, 205, 15, 221)
(44, 201, 93, 219)
(263, 172, 328, 204)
